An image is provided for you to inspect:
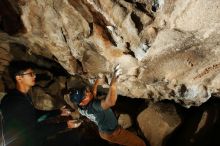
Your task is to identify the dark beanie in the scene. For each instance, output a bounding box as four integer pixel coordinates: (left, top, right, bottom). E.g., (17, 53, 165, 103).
(69, 88, 86, 104)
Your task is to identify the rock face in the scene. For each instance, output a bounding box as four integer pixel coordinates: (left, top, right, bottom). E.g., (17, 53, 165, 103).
(1, 0, 220, 107)
(137, 102, 182, 146)
(118, 113, 132, 129)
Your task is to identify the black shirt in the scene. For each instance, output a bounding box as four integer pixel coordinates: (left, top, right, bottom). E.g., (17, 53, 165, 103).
(0, 89, 66, 146)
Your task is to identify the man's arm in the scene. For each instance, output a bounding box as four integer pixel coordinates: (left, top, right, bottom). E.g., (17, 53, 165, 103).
(35, 106, 71, 123)
(101, 76, 117, 110)
(92, 79, 100, 97)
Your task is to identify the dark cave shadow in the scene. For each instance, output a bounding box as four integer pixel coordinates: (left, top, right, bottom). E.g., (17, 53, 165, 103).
(43, 120, 111, 146)
(165, 97, 220, 146)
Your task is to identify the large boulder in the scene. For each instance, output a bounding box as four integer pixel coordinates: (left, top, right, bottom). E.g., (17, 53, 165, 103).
(137, 102, 182, 146)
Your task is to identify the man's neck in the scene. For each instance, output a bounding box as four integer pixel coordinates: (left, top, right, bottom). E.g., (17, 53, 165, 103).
(16, 84, 30, 94)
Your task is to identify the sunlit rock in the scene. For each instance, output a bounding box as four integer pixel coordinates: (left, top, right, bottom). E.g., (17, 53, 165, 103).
(118, 114, 132, 129)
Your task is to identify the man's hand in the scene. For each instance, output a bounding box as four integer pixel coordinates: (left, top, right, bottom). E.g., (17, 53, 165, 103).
(60, 106, 71, 116)
(110, 64, 122, 86)
(67, 120, 82, 128)
(113, 64, 122, 79)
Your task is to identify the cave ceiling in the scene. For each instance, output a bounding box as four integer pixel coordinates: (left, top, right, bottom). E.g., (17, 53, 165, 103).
(1, 0, 220, 107)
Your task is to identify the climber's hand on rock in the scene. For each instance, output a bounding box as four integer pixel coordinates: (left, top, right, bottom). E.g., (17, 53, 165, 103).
(113, 64, 122, 79)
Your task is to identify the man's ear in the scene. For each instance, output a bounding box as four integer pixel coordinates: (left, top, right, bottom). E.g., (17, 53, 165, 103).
(15, 75, 22, 82)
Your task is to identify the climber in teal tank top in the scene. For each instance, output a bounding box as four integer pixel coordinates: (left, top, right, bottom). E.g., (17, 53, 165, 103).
(69, 65, 147, 146)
